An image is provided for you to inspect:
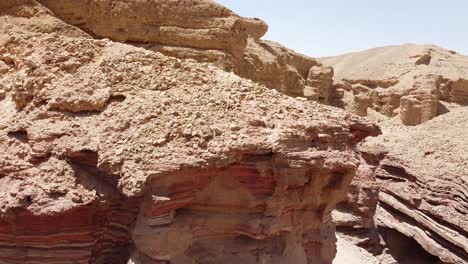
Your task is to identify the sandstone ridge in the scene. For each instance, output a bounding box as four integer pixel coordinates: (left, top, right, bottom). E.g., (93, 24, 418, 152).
(38, 0, 343, 105)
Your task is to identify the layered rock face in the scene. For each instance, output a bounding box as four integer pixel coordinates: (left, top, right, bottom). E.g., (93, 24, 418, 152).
(322, 44, 468, 125)
(37, 0, 342, 103)
(320, 44, 468, 263)
(0, 2, 379, 263)
(361, 108, 468, 264)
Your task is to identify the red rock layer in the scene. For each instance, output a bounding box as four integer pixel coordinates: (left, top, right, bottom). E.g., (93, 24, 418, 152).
(0, 199, 139, 264)
(130, 153, 359, 263)
(0, 1, 379, 263)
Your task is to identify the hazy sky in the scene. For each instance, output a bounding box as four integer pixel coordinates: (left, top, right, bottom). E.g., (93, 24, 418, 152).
(216, 0, 468, 57)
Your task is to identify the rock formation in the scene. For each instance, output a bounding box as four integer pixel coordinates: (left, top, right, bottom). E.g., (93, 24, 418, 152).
(332, 157, 382, 254)
(0, 1, 379, 263)
(324, 44, 468, 263)
(360, 107, 468, 264)
(37, 0, 342, 105)
(322, 44, 468, 125)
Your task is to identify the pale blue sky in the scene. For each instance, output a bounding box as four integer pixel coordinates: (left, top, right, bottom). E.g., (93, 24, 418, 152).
(217, 0, 468, 57)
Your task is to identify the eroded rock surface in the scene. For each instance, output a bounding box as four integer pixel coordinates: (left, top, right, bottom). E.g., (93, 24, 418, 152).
(361, 107, 468, 264)
(38, 0, 342, 103)
(327, 43, 468, 262)
(332, 158, 382, 254)
(0, 2, 379, 263)
(322, 44, 468, 125)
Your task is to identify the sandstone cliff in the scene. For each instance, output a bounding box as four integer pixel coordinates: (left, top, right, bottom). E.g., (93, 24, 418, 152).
(0, 2, 379, 263)
(360, 107, 468, 264)
(322, 44, 468, 125)
(37, 0, 343, 105)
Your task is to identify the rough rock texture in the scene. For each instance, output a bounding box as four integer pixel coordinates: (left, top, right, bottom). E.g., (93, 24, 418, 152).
(332, 153, 383, 254)
(322, 44, 468, 125)
(37, 0, 342, 105)
(350, 94, 371, 117)
(323, 43, 468, 262)
(0, 2, 379, 264)
(361, 107, 468, 264)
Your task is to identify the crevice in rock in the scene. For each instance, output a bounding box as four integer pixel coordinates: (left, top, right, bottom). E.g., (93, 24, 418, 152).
(415, 54, 432, 65)
(437, 102, 450, 116)
(7, 129, 28, 143)
(382, 191, 468, 247)
(379, 164, 417, 182)
(49, 108, 103, 117)
(107, 94, 126, 104)
(379, 200, 468, 262)
(29, 153, 52, 165)
(67, 149, 99, 167)
(323, 171, 345, 192)
(378, 227, 440, 264)
(66, 149, 120, 195)
(66, 150, 142, 264)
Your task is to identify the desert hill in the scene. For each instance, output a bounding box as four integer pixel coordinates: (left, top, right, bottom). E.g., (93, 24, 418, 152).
(322, 44, 468, 125)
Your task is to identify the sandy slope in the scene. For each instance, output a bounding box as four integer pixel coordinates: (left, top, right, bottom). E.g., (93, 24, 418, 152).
(334, 235, 378, 264)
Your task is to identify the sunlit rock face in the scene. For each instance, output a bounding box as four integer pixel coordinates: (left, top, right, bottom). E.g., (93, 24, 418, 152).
(322, 44, 468, 125)
(361, 107, 468, 264)
(38, 0, 342, 104)
(0, 1, 379, 263)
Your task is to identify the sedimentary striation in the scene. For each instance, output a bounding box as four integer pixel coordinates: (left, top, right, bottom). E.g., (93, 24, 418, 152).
(0, 1, 379, 263)
(37, 0, 343, 104)
(361, 107, 468, 264)
(322, 44, 468, 125)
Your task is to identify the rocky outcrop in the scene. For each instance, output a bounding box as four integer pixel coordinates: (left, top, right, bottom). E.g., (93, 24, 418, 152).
(361, 107, 468, 264)
(322, 44, 468, 125)
(327, 44, 468, 262)
(0, 2, 379, 263)
(399, 87, 439, 126)
(305, 66, 343, 106)
(350, 94, 371, 117)
(37, 0, 342, 103)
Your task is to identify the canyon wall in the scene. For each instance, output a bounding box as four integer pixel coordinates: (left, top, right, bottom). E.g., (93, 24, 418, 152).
(360, 108, 468, 263)
(323, 44, 468, 262)
(0, 2, 379, 263)
(37, 0, 343, 105)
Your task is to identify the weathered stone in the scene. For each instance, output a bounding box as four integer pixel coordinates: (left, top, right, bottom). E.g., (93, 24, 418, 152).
(322, 44, 468, 125)
(0, 2, 379, 263)
(361, 107, 468, 264)
(38, 0, 342, 102)
(351, 94, 371, 117)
